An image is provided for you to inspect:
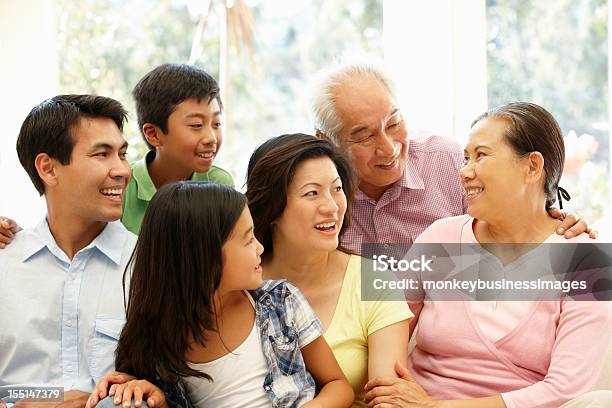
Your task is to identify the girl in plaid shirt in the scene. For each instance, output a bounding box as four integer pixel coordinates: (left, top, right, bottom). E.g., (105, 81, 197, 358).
(86, 182, 353, 408)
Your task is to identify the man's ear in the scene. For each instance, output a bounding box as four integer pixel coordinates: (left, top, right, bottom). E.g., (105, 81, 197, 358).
(35, 153, 58, 189)
(525, 151, 545, 184)
(142, 123, 163, 148)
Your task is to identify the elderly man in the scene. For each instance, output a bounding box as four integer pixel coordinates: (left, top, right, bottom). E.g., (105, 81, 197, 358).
(309, 63, 592, 252)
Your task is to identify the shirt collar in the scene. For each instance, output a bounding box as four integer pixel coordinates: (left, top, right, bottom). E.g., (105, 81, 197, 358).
(91, 221, 128, 265)
(401, 148, 425, 190)
(131, 150, 158, 202)
(20, 219, 49, 262)
(21, 218, 125, 265)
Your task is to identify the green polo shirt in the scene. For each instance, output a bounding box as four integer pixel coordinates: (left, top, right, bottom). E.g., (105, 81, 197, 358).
(121, 150, 235, 234)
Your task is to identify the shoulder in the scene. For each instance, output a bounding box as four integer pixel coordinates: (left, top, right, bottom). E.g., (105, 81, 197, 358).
(415, 214, 472, 243)
(104, 221, 138, 261)
(409, 133, 462, 156)
(95, 221, 138, 272)
(107, 220, 138, 242)
(252, 280, 314, 316)
(129, 154, 148, 170)
(195, 165, 234, 186)
(124, 155, 153, 200)
(3, 227, 38, 250)
(252, 279, 298, 302)
(127, 150, 157, 189)
(0, 229, 33, 262)
(408, 134, 464, 176)
(252, 280, 322, 337)
(1, 220, 48, 261)
(125, 172, 140, 191)
(208, 165, 233, 178)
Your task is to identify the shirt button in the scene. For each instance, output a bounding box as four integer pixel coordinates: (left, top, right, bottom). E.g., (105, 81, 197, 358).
(383, 244, 390, 249)
(264, 385, 271, 391)
(66, 320, 73, 327)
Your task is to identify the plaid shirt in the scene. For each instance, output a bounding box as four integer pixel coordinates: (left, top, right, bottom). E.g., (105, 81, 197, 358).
(164, 280, 322, 407)
(341, 134, 467, 253)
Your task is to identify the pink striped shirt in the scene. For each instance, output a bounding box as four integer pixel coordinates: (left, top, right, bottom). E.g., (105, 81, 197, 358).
(340, 134, 467, 253)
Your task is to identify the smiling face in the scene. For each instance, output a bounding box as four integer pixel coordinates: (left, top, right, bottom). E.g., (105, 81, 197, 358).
(333, 75, 409, 199)
(157, 97, 223, 174)
(53, 116, 131, 223)
(273, 156, 347, 253)
(220, 206, 264, 292)
(461, 117, 533, 221)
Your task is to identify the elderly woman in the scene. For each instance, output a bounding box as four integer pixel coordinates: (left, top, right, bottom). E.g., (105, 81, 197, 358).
(246, 134, 413, 407)
(364, 102, 612, 408)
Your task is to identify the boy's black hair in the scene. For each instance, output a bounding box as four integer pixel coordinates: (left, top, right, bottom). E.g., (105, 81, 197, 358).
(132, 64, 223, 149)
(16, 94, 128, 195)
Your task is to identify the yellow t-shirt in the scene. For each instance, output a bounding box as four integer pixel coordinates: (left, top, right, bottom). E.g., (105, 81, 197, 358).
(323, 255, 413, 407)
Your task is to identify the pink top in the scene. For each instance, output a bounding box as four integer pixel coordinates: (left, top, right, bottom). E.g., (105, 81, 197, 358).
(340, 134, 466, 253)
(457, 217, 576, 343)
(409, 214, 612, 408)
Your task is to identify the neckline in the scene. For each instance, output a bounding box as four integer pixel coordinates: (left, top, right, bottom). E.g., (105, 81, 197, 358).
(187, 292, 257, 367)
(462, 216, 559, 275)
(465, 216, 564, 244)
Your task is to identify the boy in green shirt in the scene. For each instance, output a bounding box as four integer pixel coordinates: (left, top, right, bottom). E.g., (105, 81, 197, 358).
(122, 63, 234, 233)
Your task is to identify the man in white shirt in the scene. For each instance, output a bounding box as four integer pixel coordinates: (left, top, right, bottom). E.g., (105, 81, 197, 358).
(0, 95, 137, 407)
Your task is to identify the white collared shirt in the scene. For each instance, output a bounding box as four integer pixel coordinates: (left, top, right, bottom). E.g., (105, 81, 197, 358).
(0, 218, 137, 392)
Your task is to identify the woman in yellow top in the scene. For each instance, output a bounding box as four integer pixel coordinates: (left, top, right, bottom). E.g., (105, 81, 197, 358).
(246, 134, 413, 407)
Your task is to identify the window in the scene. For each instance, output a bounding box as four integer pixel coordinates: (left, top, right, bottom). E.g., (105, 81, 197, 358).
(56, 0, 383, 186)
(487, 0, 610, 224)
(384, 0, 610, 232)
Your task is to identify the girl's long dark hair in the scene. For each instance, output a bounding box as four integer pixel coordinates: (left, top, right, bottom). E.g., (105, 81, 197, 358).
(116, 181, 247, 383)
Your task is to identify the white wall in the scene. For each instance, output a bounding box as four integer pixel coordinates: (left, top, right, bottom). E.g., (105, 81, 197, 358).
(0, 0, 59, 227)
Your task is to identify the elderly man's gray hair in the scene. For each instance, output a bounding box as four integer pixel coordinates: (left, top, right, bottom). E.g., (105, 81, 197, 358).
(309, 62, 397, 144)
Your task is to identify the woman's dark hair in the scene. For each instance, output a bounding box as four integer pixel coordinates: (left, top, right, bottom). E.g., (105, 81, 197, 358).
(245, 133, 356, 258)
(115, 181, 247, 383)
(472, 102, 565, 209)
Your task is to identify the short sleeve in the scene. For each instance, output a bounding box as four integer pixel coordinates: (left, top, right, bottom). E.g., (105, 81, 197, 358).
(284, 282, 324, 348)
(365, 293, 414, 336)
(353, 255, 414, 335)
(220, 171, 235, 188)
